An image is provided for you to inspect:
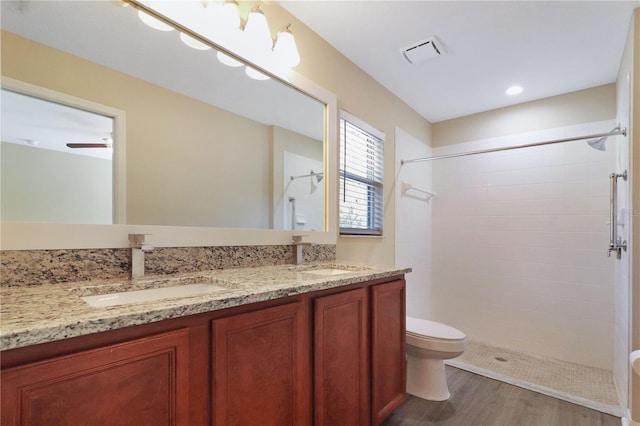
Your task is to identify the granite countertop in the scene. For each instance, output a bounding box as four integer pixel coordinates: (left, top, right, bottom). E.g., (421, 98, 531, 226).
(0, 262, 410, 351)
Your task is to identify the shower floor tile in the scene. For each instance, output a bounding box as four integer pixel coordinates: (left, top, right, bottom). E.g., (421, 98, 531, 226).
(445, 340, 623, 417)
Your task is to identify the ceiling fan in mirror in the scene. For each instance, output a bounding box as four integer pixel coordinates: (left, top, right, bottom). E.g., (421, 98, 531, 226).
(66, 136, 113, 150)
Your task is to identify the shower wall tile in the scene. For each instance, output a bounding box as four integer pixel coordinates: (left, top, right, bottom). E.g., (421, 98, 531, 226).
(430, 118, 617, 370)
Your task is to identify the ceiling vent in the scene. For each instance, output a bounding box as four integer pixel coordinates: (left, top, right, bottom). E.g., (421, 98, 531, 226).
(401, 36, 445, 64)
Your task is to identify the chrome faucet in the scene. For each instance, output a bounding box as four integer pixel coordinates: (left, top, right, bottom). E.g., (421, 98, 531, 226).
(292, 235, 311, 265)
(129, 234, 154, 279)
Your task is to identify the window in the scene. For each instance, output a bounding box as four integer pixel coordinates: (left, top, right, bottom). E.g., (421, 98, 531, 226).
(339, 111, 384, 236)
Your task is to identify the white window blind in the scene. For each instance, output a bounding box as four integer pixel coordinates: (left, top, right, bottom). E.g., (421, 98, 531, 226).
(339, 112, 384, 236)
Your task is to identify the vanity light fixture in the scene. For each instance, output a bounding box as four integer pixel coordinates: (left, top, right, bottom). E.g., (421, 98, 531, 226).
(242, 5, 273, 80)
(214, 0, 244, 66)
(273, 24, 300, 68)
(217, 0, 241, 39)
(243, 5, 272, 63)
(135, 1, 302, 80)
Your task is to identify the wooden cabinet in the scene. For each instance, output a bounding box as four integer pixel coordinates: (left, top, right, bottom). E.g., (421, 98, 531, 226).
(371, 280, 406, 424)
(1, 328, 190, 426)
(212, 301, 310, 426)
(314, 287, 369, 426)
(313, 279, 407, 426)
(1, 276, 406, 426)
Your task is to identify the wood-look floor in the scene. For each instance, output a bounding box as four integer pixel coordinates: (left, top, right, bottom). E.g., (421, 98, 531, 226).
(381, 367, 621, 426)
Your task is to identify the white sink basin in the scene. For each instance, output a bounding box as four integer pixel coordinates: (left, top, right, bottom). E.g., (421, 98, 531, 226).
(81, 283, 228, 307)
(303, 268, 353, 276)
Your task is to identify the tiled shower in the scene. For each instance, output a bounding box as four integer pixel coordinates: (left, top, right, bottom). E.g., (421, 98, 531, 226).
(395, 118, 628, 414)
(430, 119, 617, 369)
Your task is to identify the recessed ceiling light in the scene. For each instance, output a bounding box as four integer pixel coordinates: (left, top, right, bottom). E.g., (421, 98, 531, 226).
(505, 85, 523, 96)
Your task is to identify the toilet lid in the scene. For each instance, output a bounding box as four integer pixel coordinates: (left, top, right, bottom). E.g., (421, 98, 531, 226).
(406, 317, 466, 340)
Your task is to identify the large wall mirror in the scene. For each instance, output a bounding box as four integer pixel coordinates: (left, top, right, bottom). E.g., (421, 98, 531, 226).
(1, 0, 337, 249)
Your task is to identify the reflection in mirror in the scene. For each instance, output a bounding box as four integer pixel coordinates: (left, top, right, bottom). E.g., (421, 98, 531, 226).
(0, 0, 325, 231)
(1, 89, 114, 224)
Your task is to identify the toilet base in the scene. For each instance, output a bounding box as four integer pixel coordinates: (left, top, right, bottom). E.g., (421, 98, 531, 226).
(406, 355, 450, 401)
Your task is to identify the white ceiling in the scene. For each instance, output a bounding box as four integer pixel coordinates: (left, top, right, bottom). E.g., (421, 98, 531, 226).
(1, 89, 114, 160)
(280, 1, 640, 123)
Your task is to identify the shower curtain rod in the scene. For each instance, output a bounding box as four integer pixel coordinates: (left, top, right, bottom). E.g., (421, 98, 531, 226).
(400, 127, 627, 165)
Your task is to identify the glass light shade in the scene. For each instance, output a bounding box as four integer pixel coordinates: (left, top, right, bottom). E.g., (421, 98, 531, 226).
(211, 0, 243, 65)
(273, 30, 300, 68)
(137, 10, 174, 32)
(245, 66, 270, 81)
(243, 7, 273, 64)
(217, 51, 244, 67)
(179, 32, 211, 50)
(215, 0, 241, 39)
(179, 1, 220, 39)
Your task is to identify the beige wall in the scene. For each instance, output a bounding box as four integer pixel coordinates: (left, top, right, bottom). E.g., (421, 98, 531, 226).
(1, 142, 112, 224)
(258, 2, 432, 265)
(432, 84, 616, 146)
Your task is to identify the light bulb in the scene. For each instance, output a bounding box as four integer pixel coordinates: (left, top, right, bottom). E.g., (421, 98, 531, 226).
(245, 66, 270, 81)
(214, 0, 241, 40)
(211, 0, 243, 65)
(180, 32, 211, 50)
(243, 5, 273, 64)
(176, 1, 220, 40)
(217, 51, 244, 67)
(138, 10, 174, 32)
(273, 26, 300, 68)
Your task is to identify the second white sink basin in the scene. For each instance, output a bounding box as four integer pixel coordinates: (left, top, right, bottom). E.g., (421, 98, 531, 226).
(81, 283, 228, 308)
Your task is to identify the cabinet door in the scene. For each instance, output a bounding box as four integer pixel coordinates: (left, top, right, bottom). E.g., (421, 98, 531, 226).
(212, 301, 309, 426)
(371, 280, 406, 425)
(314, 287, 369, 426)
(1, 328, 190, 426)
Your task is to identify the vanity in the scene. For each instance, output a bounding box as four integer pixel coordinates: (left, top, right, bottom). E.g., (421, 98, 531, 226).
(0, 2, 405, 423)
(1, 263, 408, 425)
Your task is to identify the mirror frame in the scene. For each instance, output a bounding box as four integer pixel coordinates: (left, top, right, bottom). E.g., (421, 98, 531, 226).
(0, 2, 338, 250)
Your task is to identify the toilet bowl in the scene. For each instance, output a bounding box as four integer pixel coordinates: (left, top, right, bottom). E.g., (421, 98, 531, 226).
(406, 317, 466, 401)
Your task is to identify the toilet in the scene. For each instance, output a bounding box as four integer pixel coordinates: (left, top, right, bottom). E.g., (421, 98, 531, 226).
(405, 316, 466, 401)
